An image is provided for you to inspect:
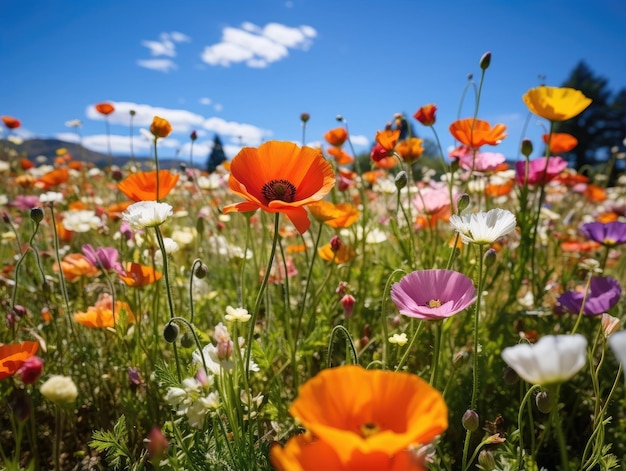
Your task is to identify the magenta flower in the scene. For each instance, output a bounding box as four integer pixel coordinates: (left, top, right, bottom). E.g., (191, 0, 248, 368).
(555, 276, 622, 316)
(515, 155, 568, 185)
(9, 195, 41, 211)
(82, 244, 123, 273)
(581, 221, 626, 247)
(391, 269, 477, 320)
(459, 151, 506, 173)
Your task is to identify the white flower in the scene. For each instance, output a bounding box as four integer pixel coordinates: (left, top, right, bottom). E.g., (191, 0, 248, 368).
(388, 332, 408, 346)
(186, 393, 220, 428)
(501, 334, 588, 385)
(40, 191, 64, 204)
(164, 387, 187, 406)
(608, 330, 626, 376)
(171, 227, 196, 247)
(0, 161, 10, 172)
(62, 210, 101, 233)
(225, 306, 251, 323)
(122, 201, 173, 230)
(449, 208, 516, 245)
(40, 375, 78, 405)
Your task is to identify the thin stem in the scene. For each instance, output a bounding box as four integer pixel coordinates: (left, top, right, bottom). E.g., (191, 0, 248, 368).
(516, 384, 541, 468)
(395, 320, 423, 372)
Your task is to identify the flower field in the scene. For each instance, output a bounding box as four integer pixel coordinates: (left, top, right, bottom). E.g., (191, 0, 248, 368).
(2, 54, 626, 471)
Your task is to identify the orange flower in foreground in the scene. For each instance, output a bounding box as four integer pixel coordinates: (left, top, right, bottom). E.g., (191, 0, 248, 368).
(280, 365, 447, 467)
(271, 432, 425, 471)
(54, 253, 99, 282)
(118, 170, 180, 201)
(119, 262, 162, 287)
(38, 168, 69, 189)
(2, 116, 21, 129)
(326, 146, 354, 165)
(395, 137, 424, 163)
(308, 201, 360, 228)
(95, 102, 115, 115)
(150, 116, 173, 139)
(0, 341, 39, 381)
(222, 141, 335, 234)
(543, 133, 578, 154)
(375, 129, 401, 151)
(74, 293, 135, 328)
(449, 118, 507, 149)
(324, 127, 348, 147)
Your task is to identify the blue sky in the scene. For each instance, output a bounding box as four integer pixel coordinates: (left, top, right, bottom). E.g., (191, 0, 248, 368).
(2, 0, 625, 166)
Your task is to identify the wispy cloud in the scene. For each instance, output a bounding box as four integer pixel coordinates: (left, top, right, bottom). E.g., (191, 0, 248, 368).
(138, 31, 191, 72)
(201, 22, 317, 68)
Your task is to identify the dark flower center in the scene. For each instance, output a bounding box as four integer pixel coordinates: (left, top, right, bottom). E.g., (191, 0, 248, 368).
(359, 422, 380, 438)
(261, 179, 297, 203)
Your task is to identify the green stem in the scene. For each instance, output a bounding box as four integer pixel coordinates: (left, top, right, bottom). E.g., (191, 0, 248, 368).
(516, 384, 541, 468)
(395, 320, 423, 372)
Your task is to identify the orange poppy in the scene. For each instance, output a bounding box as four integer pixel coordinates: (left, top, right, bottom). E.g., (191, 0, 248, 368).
(95, 102, 115, 115)
(271, 432, 425, 471)
(56, 219, 74, 242)
(485, 179, 514, 197)
(0, 341, 39, 380)
(413, 104, 437, 127)
(287, 243, 307, 253)
(15, 175, 35, 188)
(105, 201, 133, 220)
(543, 133, 578, 154)
(2, 116, 21, 129)
(375, 129, 401, 151)
(74, 293, 135, 328)
(53, 253, 99, 282)
(395, 137, 424, 163)
(20, 158, 34, 170)
(68, 161, 83, 171)
(449, 118, 507, 149)
(69, 200, 88, 211)
(38, 168, 69, 189)
(554, 170, 588, 186)
(324, 127, 348, 147)
(150, 116, 173, 139)
(222, 141, 335, 234)
(362, 169, 386, 185)
(287, 365, 447, 464)
(308, 201, 360, 228)
(118, 170, 180, 202)
(318, 242, 356, 264)
(373, 156, 398, 169)
(326, 147, 354, 165)
(119, 262, 162, 287)
(597, 212, 619, 223)
(584, 184, 607, 203)
(560, 240, 601, 252)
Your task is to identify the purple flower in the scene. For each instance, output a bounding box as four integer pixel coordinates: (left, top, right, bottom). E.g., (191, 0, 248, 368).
(82, 244, 123, 273)
(9, 195, 41, 211)
(580, 221, 626, 246)
(391, 269, 477, 320)
(555, 276, 622, 316)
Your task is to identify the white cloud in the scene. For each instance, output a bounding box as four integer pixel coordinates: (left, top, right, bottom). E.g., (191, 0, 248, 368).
(199, 97, 212, 105)
(201, 22, 317, 68)
(213, 104, 223, 112)
(170, 31, 191, 43)
(55, 132, 81, 144)
(202, 117, 272, 147)
(137, 59, 178, 73)
(350, 134, 370, 148)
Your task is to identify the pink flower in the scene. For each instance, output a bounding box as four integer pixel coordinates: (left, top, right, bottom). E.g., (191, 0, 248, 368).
(18, 356, 44, 384)
(82, 244, 123, 273)
(459, 151, 506, 173)
(391, 269, 477, 320)
(515, 156, 568, 185)
(341, 294, 356, 318)
(414, 183, 455, 215)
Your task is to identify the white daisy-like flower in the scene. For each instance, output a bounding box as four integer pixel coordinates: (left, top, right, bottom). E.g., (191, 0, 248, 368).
(62, 210, 101, 233)
(501, 334, 587, 386)
(449, 208, 516, 245)
(225, 306, 251, 323)
(122, 201, 173, 230)
(39, 191, 64, 204)
(388, 332, 408, 346)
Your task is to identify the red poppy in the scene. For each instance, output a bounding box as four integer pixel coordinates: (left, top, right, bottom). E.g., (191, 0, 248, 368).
(20, 158, 34, 170)
(449, 118, 507, 149)
(0, 341, 39, 381)
(95, 103, 115, 115)
(118, 170, 180, 201)
(413, 104, 437, 126)
(1, 116, 21, 129)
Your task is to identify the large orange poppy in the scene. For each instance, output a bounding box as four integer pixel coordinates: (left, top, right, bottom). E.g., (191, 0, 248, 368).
(118, 262, 162, 287)
(0, 341, 39, 380)
(74, 294, 135, 328)
(222, 141, 335, 233)
(449, 118, 507, 149)
(287, 365, 447, 465)
(271, 432, 426, 471)
(118, 170, 180, 201)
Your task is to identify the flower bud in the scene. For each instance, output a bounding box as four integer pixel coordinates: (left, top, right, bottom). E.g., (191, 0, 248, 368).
(536, 390, 552, 413)
(30, 207, 44, 223)
(503, 366, 519, 385)
(190, 130, 198, 141)
(341, 294, 356, 319)
(479, 51, 492, 70)
(483, 248, 497, 267)
(330, 235, 342, 253)
(180, 331, 194, 348)
(300, 113, 310, 123)
(128, 367, 142, 387)
(335, 115, 344, 122)
(521, 139, 533, 158)
(394, 171, 408, 190)
(194, 263, 209, 279)
(150, 116, 173, 139)
(2, 211, 10, 223)
(147, 426, 169, 462)
(18, 356, 44, 385)
(456, 194, 470, 213)
(478, 450, 496, 469)
(462, 409, 479, 432)
(130, 109, 136, 116)
(163, 322, 179, 343)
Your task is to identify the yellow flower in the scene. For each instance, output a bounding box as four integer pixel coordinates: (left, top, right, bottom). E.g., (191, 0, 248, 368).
(150, 116, 173, 139)
(523, 86, 592, 121)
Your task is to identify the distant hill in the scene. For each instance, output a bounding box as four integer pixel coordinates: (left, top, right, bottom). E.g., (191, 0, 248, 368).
(0, 138, 183, 170)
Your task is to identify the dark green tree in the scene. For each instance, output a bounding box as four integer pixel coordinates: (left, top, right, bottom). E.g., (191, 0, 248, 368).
(207, 134, 227, 173)
(553, 61, 626, 174)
